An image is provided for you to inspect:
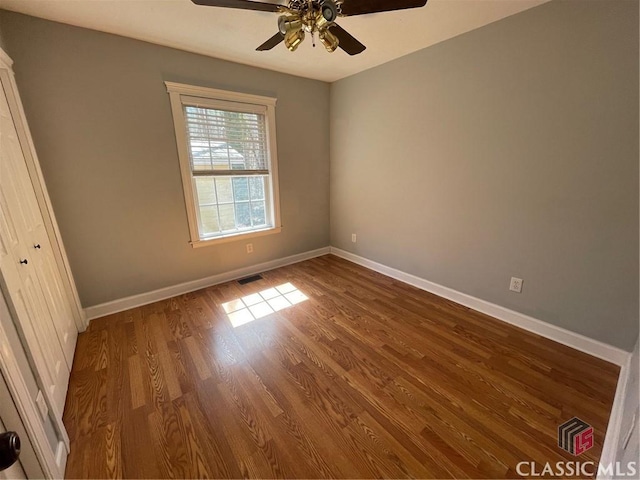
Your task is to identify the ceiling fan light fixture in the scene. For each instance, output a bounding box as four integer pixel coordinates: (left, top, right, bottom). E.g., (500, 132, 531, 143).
(278, 14, 302, 35)
(316, 0, 338, 29)
(319, 29, 339, 53)
(284, 29, 305, 51)
(193, 0, 430, 56)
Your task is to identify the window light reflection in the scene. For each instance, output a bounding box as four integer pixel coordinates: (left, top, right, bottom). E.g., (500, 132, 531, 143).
(221, 282, 308, 327)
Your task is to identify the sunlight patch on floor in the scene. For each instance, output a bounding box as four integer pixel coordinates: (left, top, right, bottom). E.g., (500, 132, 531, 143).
(221, 282, 308, 327)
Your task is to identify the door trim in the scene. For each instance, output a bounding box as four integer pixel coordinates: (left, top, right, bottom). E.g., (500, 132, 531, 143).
(0, 48, 87, 332)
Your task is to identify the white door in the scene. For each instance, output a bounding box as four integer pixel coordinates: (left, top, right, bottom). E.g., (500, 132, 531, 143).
(0, 80, 70, 415)
(0, 371, 44, 480)
(29, 233, 77, 369)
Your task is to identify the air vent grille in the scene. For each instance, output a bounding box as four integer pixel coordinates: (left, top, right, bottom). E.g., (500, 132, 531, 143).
(238, 274, 263, 285)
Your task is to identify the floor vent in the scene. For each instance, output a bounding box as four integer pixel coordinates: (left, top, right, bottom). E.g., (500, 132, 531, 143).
(238, 274, 263, 285)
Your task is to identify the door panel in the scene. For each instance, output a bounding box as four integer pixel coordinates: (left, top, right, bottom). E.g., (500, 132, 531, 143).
(0, 192, 18, 259)
(33, 258, 76, 369)
(18, 280, 68, 412)
(30, 239, 76, 368)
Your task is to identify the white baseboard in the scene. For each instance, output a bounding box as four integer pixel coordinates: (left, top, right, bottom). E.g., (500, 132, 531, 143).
(330, 247, 631, 367)
(84, 247, 331, 320)
(597, 355, 632, 479)
(87, 244, 630, 366)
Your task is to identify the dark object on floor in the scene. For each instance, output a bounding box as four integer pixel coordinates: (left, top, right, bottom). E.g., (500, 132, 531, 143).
(238, 274, 264, 285)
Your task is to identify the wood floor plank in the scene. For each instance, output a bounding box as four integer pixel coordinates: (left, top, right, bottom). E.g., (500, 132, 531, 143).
(121, 401, 161, 478)
(64, 255, 619, 478)
(181, 391, 241, 479)
(128, 355, 147, 410)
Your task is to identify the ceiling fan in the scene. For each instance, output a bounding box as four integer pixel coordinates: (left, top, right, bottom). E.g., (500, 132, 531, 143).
(191, 0, 428, 55)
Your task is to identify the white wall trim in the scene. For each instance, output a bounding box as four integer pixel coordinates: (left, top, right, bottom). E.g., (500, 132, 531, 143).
(84, 247, 331, 320)
(330, 247, 630, 366)
(87, 244, 631, 367)
(165, 81, 277, 107)
(597, 354, 632, 479)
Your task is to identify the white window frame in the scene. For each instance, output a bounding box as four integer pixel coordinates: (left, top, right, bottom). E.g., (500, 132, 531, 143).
(166, 82, 281, 248)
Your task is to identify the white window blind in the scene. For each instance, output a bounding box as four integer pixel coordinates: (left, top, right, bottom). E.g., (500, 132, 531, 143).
(184, 104, 269, 174)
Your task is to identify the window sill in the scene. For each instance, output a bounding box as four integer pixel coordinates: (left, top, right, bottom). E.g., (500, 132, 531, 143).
(190, 226, 282, 248)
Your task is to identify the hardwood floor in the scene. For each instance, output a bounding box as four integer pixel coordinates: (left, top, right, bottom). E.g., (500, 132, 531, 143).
(63, 255, 620, 478)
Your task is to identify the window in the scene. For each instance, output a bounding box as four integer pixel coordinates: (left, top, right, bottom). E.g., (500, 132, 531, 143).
(166, 82, 281, 247)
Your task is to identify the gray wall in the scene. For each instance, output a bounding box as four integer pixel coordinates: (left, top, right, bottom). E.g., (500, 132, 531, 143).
(0, 12, 330, 307)
(330, 0, 639, 350)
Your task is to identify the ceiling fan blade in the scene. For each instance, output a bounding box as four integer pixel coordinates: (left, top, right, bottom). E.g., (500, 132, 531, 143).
(191, 0, 282, 13)
(256, 32, 285, 51)
(329, 24, 366, 55)
(340, 0, 428, 16)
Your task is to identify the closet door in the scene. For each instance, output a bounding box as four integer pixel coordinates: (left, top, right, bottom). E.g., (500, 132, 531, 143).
(0, 80, 69, 415)
(29, 230, 77, 368)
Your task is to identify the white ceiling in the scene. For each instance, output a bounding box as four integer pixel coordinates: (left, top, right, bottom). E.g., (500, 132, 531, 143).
(0, 0, 550, 82)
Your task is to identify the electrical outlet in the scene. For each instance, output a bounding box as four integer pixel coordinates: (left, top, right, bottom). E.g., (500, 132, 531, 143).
(351, 233, 357, 243)
(509, 277, 523, 293)
(246, 243, 253, 254)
